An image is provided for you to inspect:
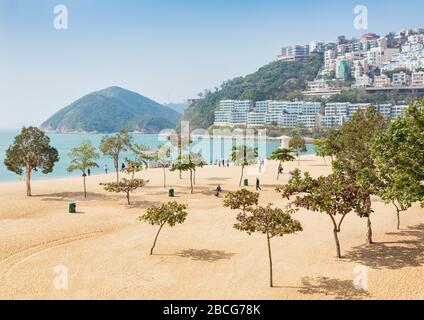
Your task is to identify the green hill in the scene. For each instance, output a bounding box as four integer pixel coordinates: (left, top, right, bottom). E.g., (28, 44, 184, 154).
(182, 55, 323, 129)
(41, 86, 182, 133)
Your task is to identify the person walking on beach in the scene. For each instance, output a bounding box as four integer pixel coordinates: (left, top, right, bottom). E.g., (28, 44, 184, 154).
(105, 164, 108, 174)
(121, 162, 126, 171)
(256, 178, 262, 191)
(214, 184, 222, 197)
(87, 168, 91, 176)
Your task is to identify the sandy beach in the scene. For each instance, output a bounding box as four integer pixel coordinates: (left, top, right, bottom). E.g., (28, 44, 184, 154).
(0, 155, 422, 300)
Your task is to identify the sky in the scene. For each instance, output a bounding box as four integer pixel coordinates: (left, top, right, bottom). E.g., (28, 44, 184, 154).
(1, 0, 424, 129)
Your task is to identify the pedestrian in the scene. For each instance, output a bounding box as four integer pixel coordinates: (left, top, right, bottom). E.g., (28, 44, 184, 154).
(227, 160, 230, 167)
(87, 168, 91, 176)
(256, 178, 262, 191)
(214, 184, 222, 197)
(121, 162, 126, 171)
(222, 159, 225, 167)
(105, 164, 108, 174)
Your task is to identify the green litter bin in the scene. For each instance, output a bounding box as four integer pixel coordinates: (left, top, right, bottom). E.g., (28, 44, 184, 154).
(69, 203, 76, 213)
(168, 188, 175, 197)
(244, 179, 249, 187)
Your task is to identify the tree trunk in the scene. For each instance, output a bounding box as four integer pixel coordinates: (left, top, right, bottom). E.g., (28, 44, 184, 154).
(126, 191, 131, 205)
(365, 194, 373, 245)
(239, 166, 244, 187)
(366, 215, 373, 245)
(189, 169, 194, 194)
(267, 234, 274, 288)
(333, 228, 342, 258)
(114, 157, 119, 182)
(83, 175, 87, 199)
(193, 169, 196, 185)
(163, 166, 166, 188)
(179, 170, 182, 180)
(25, 165, 32, 197)
(396, 209, 401, 230)
(150, 223, 165, 255)
(277, 161, 281, 181)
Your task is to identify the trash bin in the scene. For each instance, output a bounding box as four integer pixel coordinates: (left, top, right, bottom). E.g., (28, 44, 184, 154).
(168, 188, 175, 197)
(69, 203, 76, 213)
(244, 179, 249, 187)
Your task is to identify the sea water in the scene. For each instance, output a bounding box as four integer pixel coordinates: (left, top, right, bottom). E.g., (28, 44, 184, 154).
(0, 130, 315, 183)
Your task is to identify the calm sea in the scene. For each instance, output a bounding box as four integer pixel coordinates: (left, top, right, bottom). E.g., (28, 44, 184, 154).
(0, 130, 315, 183)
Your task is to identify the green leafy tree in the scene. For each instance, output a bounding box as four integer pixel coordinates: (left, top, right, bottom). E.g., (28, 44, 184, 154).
(155, 144, 173, 188)
(289, 135, 307, 166)
(231, 145, 258, 187)
(332, 106, 387, 245)
(4, 127, 59, 196)
(223, 189, 259, 213)
(314, 130, 340, 165)
(277, 169, 363, 258)
(227, 195, 302, 288)
(67, 141, 99, 198)
(124, 143, 152, 180)
(139, 202, 188, 255)
(170, 153, 205, 193)
(268, 148, 295, 180)
(372, 100, 424, 228)
(100, 130, 133, 182)
(100, 178, 148, 205)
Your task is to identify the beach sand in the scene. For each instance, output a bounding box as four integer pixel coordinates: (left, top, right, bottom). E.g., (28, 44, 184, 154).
(0, 155, 423, 300)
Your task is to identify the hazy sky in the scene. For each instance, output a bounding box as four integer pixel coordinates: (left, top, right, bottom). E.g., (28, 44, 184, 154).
(1, 0, 424, 129)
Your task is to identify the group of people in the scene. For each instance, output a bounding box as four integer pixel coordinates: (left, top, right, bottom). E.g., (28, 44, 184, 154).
(212, 159, 230, 167)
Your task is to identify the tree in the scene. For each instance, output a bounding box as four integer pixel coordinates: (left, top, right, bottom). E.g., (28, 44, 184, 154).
(372, 100, 424, 229)
(314, 130, 340, 165)
(332, 106, 387, 245)
(231, 145, 258, 187)
(277, 169, 363, 258)
(224, 190, 302, 288)
(124, 143, 152, 180)
(289, 135, 307, 166)
(100, 130, 132, 182)
(268, 148, 295, 180)
(155, 144, 173, 188)
(170, 153, 204, 194)
(223, 189, 259, 213)
(100, 178, 148, 205)
(139, 202, 188, 255)
(67, 141, 99, 198)
(4, 127, 59, 196)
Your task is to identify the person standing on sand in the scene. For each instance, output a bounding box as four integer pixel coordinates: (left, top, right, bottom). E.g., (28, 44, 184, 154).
(105, 164, 108, 174)
(256, 178, 262, 191)
(87, 168, 91, 176)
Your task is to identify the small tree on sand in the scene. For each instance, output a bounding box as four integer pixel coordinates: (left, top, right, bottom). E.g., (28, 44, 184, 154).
(224, 191, 302, 288)
(155, 144, 173, 188)
(268, 148, 295, 180)
(231, 145, 258, 187)
(139, 202, 188, 255)
(315, 129, 340, 164)
(4, 127, 59, 196)
(289, 135, 307, 166)
(100, 178, 148, 205)
(67, 141, 99, 198)
(277, 169, 363, 258)
(100, 130, 132, 182)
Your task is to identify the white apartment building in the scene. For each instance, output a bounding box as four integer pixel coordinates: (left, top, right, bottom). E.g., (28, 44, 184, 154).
(348, 103, 371, 118)
(391, 105, 408, 118)
(325, 102, 349, 116)
(374, 75, 391, 87)
(411, 72, 424, 86)
(302, 102, 322, 115)
(298, 115, 318, 128)
(321, 115, 346, 128)
(247, 112, 267, 126)
(354, 75, 373, 88)
(378, 104, 393, 118)
(278, 114, 299, 128)
(392, 72, 411, 86)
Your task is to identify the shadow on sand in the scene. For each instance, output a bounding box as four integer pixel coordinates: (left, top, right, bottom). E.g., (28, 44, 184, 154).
(298, 276, 370, 299)
(343, 224, 424, 269)
(176, 249, 235, 263)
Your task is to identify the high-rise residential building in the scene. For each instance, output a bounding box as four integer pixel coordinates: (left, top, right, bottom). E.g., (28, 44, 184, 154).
(378, 104, 393, 118)
(374, 74, 391, 87)
(392, 72, 411, 86)
(337, 59, 351, 80)
(302, 102, 322, 115)
(278, 114, 299, 128)
(325, 102, 349, 116)
(298, 115, 318, 128)
(411, 72, 424, 86)
(391, 105, 408, 118)
(277, 45, 310, 61)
